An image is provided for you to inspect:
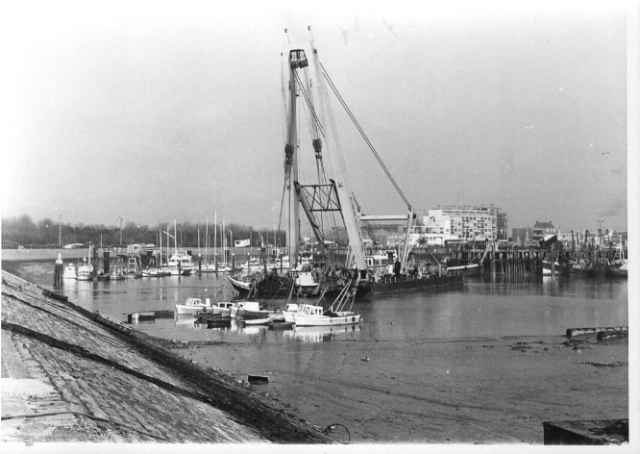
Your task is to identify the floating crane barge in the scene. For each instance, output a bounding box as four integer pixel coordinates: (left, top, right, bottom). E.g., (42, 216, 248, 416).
(232, 38, 461, 300)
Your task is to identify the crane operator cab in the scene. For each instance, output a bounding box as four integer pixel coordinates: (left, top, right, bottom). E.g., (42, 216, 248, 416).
(289, 49, 309, 69)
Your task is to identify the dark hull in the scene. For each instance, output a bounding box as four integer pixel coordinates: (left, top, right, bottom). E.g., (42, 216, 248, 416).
(370, 274, 463, 296)
(232, 274, 462, 300)
(606, 267, 628, 278)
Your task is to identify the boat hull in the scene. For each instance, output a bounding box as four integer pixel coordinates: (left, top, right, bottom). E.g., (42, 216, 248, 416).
(227, 275, 253, 292)
(369, 274, 463, 296)
(284, 312, 361, 327)
(175, 304, 210, 315)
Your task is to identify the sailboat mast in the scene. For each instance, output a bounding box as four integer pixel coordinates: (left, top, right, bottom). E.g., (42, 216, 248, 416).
(174, 219, 177, 254)
(214, 210, 217, 268)
(205, 217, 209, 264)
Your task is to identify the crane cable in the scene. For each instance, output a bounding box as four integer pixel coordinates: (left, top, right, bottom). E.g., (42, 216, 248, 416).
(317, 61, 413, 212)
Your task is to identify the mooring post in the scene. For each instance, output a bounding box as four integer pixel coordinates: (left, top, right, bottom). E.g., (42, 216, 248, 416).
(103, 250, 110, 274)
(54, 253, 63, 289)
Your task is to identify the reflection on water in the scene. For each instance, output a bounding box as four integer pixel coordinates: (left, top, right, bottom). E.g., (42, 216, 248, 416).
(6, 261, 628, 343)
(282, 325, 361, 344)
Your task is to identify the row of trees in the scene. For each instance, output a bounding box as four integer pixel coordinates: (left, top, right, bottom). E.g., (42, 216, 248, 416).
(1, 215, 286, 249)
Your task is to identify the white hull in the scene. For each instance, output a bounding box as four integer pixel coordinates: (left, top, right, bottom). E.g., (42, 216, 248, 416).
(243, 317, 273, 326)
(284, 311, 361, 327)
(227, 275, 252, 291)
(175, 304, 210, 315)
(76, 265, 94, 281)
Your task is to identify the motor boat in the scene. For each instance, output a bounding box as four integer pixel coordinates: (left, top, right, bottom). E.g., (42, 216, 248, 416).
(175, 297, 212, 315)
(283, 303, 360, 327)
(167, 252, 194, 276)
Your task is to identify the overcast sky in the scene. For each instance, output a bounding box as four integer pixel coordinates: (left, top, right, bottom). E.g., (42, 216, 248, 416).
(1, 1, 628, 232)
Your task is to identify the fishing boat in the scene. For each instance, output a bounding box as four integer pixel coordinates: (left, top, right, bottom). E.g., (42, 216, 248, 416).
(295, 271, 320, 294)
(283, 275, 360, 326)
(607, 244, 628, 278)
(62, 263, 77, 280)
(175, 297, 212, 315)
(165, 220, 194, 276)
(607, 261, 628, 278)
(167, 251, 194, 276)
(283, 304, 360, 327)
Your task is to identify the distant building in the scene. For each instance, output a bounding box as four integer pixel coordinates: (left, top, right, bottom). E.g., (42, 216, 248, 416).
(511, 228, 533, 247)
(424, 204, 505, 242)
(531, 221, 557, 243)
(496, 211, 508, 240)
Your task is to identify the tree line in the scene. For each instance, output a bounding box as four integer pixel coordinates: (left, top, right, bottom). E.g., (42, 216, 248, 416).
(1, 215, 286, 249)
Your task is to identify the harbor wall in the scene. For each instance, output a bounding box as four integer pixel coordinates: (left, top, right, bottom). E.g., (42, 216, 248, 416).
(1, 270, 329, 443)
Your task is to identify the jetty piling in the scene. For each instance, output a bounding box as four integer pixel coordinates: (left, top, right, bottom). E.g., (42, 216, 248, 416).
(53, 253, 63, 289)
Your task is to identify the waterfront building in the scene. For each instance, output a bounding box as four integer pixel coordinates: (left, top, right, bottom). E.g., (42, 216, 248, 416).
(531, 221, 557, 243)
(511, 227, 533, 247)
(424, 204, 505, 242)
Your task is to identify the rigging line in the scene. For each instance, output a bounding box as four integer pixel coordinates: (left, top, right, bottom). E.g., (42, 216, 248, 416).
(294, 72, 326, 138)
(277, 178, 287, 238)
(304, 70, 320, 139)
(280, 52, 288, 141)
(318, 61, 413, 211)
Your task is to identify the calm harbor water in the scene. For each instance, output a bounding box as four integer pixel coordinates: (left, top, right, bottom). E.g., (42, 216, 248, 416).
(4, 260, 629, 442)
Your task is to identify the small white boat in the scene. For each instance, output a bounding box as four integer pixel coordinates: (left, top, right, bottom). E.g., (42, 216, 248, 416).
(295, 271, 319, 293)
(283, 303, 360, 327)
(167, 252, 194, 276)
(76, 262, 94, 281)
(175, 297, 212, 315)
(63, 263, 77, 280)
(142, 267, 169, 277)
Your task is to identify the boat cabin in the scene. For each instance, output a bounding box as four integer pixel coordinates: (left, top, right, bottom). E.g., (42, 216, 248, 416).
(234, 301, 261, 312)
(299, 304, 324, 316)
(184, 297, 208, 306)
